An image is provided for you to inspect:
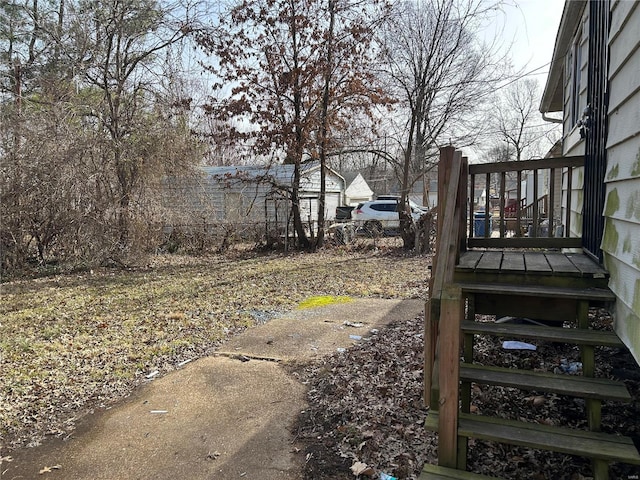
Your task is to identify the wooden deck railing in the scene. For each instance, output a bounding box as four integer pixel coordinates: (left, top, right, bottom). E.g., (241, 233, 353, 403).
(468, 156, 584, 249)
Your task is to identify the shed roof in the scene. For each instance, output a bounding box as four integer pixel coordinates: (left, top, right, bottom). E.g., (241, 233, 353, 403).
(201, 162, 344, 187)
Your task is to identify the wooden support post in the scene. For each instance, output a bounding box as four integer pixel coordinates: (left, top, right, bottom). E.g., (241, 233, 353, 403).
(577, 300, 607, 479)
(431, 340, 441, 410)
(461, 294, 474, 413)
(458, 294, 474, 471)
(592, 460, 609, 480)
(437, 284, 463, 469)
(459, 325, 472, 472)
(577, 300, 601, 431)
(427, 147, 463, 409)
(426, 146, 455, 407)
(424, 299, 439, 408)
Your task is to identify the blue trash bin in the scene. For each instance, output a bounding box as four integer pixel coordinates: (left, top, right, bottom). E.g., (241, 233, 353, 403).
(474, 211, 492, 237)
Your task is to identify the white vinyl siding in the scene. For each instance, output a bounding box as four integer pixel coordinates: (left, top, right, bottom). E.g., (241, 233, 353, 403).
(603, 0, 640, 364)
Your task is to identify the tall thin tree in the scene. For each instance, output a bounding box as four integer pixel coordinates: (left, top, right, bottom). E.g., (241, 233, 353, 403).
(379, 0, 506, 248)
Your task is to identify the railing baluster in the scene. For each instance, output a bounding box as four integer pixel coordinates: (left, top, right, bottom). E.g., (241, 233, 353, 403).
(500, 172, 506, 238)
(549, 167, 555, 237)
(532, 169, 539, 237)
(485, 172, 490, 238)
(516, 170, 522, 237)
(469, 173, 475, 240)
(460, 157, 469, 252)
(566, 166, 573, 238)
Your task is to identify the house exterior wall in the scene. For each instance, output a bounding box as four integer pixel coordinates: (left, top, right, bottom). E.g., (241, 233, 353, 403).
(199, 175, 271, 222)
(544, 0, 640, 363)
(299, 167, 344, 223)
(299, 167, 344, 195)
(561, 4, 588, 238)
(602, 0, 640, 363)
(193, 164, 344, 226)
(345, 173, 374, 206)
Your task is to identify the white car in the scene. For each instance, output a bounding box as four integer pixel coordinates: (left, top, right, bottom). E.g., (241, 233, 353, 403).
(352, 200, 423, 235)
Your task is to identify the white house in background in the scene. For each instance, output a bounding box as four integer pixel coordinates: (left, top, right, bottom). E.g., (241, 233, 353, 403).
(165, 162, 345, 235)
(343, 172, 374, 206)
(540, 0, 640, 363)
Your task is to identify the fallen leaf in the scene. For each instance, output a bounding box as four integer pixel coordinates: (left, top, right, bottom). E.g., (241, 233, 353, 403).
(39, 465, 61, 474)
(532, 395, 545, 407)
(206, 451, 221, 460)
(350, 461, 375, 476)
(344, 321, 365, 328)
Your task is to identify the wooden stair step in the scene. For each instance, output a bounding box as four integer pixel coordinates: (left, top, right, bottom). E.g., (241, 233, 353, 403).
(461, 320, 624, 347)
(460, 363, 631, 402)
(425, 412, 640, 465)
(420, 463, 502, 479)
(459, 282, 615, 302)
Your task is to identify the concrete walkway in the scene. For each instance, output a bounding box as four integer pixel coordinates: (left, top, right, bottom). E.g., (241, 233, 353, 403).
(3, 298, 424, 480)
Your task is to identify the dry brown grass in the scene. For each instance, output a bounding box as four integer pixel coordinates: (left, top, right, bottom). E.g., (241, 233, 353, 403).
(0, 248, 430, 451)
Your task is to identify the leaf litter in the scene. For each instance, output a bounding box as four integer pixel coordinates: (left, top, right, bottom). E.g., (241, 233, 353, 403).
(294, 310, 640, 479)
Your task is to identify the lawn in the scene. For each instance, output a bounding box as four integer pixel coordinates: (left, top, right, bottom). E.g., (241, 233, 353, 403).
(0, 248, 430, 451)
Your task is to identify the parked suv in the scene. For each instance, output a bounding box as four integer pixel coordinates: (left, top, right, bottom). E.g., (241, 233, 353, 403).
(352, 200, 423, 235)
(377, 195, 429, 212)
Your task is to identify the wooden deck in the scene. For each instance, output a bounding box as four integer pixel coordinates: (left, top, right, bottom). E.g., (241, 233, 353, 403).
(454, 250, 610, 288)
(423, 148, 638, 479)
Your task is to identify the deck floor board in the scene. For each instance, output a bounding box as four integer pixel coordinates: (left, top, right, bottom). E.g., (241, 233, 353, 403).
(456, 251, 608, 278)
(475, 251, 503, 271)
(545, 252, 581, 275)
(500, 252, 525, 272)
(455, 250, 609, 288)
(523, 252, 552, 273)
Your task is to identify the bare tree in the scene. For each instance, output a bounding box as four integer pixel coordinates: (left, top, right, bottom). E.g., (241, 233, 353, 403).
(488, 78, 554, 161)
(482, 143, 513, 163)
(76, 0, 191, 253)
(378, 0, 506, 248)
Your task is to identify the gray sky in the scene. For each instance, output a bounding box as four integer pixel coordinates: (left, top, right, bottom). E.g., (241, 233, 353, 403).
(500, 0, 566, 88)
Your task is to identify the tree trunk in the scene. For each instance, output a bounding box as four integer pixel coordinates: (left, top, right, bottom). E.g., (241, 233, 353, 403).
(314, 0, 336, 251)
(290, 163, 310, 249)
(399, 210, 416, 250)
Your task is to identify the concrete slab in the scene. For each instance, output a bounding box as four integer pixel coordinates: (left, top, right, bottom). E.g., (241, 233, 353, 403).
(219, 298, 425, 361)
(3, 299, 424, 480)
